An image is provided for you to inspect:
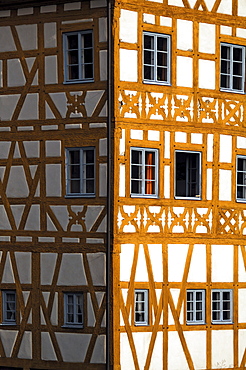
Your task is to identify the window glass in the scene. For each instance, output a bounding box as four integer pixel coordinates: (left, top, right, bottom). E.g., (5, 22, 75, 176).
(220, 43, 245, 92)
(175, 151, 201, 198)
(135, 290, 148, 325)
(64, 292, 83, 326)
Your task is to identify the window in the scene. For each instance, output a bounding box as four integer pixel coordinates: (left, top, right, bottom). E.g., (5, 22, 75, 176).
(135, 290, 148, 326)
(237, 155, 246, 201)
(64, 292, 83, 327)
(66, 148, 95, 196)
(175, 151, 201, 199)
(2, 291, 16, 324)
(131, 148, 158, 197)
(211, 290, 233, 324)
(143, 32, 171, 85)
(220, 43, 245, 93)
(63, 30, 93, 83)
(186, 290, 205, 324)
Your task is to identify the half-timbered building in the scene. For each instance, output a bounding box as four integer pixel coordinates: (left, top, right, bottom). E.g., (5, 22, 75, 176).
(1, 0, 246, 369)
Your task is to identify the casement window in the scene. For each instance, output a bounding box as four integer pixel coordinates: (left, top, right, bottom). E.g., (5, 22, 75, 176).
(131, 148, 158, 197)
(211, 290, 233, 324)
(186, 290, 205, 324)
(66, 147, 95, 196)
(2, 290, 16, 324)
(143, 32, 171, 85)
(220, 43, 245, 93)
(134, 290, 148, 326)
(237, 155, 246, 201)
(175, 151, 201, 199)
(63, 30, 93, 83)
(64, 292, 83, 327)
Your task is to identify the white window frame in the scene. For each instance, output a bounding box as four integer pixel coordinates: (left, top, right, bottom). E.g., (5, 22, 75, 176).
(175, 150, 201, 200)
(236, 155, 246, 202)
(66, 147, 95, 197)
(220, 43, 245, 93)
(130, 147, 158, 198)
(211, 289, 233, 324)
(64, 292, 83, 327)
(2, 290, 16, 325)
(134, 289, 148, 326)
(143, 32, 171, 85)
(186, 290, 205, 325)
(63, 30, 94, 83)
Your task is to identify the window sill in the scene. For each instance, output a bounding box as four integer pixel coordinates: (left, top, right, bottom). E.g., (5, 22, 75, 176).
(63, 79, 94, 85)
(0, 322, 17, 326)
(220, 88, 245, 95)
(186, 322, 206, 325)
(65, 194, 96, 198)
(175, 196, 201, 201)
(62, 324, 83, 329)
(236, 198, 246, 203)
(134, 323, 149, 326)
(211, 321, 233, 325)
(143, 80, 171, 86)
(131, 194, 158, 199)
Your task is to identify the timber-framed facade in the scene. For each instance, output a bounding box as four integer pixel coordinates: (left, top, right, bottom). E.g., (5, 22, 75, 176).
(1, 0, 246, 369)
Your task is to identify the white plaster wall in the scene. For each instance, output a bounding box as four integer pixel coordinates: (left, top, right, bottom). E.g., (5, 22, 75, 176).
(176, 56, 193, 87)
(46, 164, 61, 197)
(0, 330, 18, 357)
(221, 25, 232, 35)
(6, 166, 29, 197)
(131, 129, 143, 140)
(57, 254, 87, 285)
(44, 23, 57, 48)
(87, 253, 106, 286)
(191, 133, 203, 144)
(55, 333, 91, 362)
(217, 0, 232, 15)
(99, 18, 107, 42)
(2, 253, 14, 283)
(164, 131, 170, 158)
(100, 50, 107, 80)
(91, 335, 106, 363)
(90, 0, 107, 8)
(120, 244, 134, 281)
(212, 330, 233, 368)
(41, 5, 57, 13)
(15, 252, 31, 284)
(19, 93, 38, 120)
(160, 16, 172, 27)
(207, 134, 213, 161)
(199, 60, 215, 89)
(168, 0, 184, 6)
(120, 9, 138, 43)
(41, 253, 57, 285)
(239, 330, 246, 365)
(0, 27, 16, 52)
(199, 23, 215, 54)
(24, 141, 39, 157)
(25, 205, 40, 230)
(168, 244, 189, 282)
(187, 244, 206, 282)
(238, 1, 246, 16)
(64, 2, 81, 11)
(211, 245, 233, 282)
(149, 331, 163, 369)
(238, 246, 246, 282)
(148, 244, 163, 282)
(238, 289, 246, 323)
(7, 59, 25, 87)
(133, 332, 152, 370)
(143, 13, 155, 24)
(120, 49, 138, 82)
(206, 168, 212, 200)
(119, 164, 125, 197)
(219, 169, 231, 201)
(237, 136, 246, 149)
(119, 129, 125, 155)
(164, 165, 170, 198)
(18, 331, 32, 359)
(135, 244, 148, 282)
(16, 25, 37, 50)
(99, 163, 107, 197)
(236, 28, 246, 38)
(168, 331, 188, 370)
(46, 140, 60, 157)
(184, 331, 206, 369)
(41, 332, 57, 361)
(45, 56, 58, 84)
(0, 95, 20, 121)
(148, 130, 159, 141)
(175, 131, 187, 143)
(177, 19, 193, 51)
(220, 135, 232, 163)
(120, 333, 135, 369)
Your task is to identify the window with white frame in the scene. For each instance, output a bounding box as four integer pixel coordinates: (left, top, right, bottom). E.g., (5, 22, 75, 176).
(220, 43, 245, 93)
(186, 290, 205, 324)
(237, 155, 246, 201)
(2, 290, 16, 324)
(135, 290, 148, 326)
(64, 292, 83, 327)
(63, 30, 93, 83)
(211, 290, 233, 324)
(143, 32, 171, 84)
(66, 148, 95, 196)
(131, 148, 158, 197)
(175, 151, 201, 199)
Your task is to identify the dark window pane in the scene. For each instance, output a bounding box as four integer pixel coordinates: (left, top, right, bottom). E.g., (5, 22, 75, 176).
(233, 47, 243, 61)
(70, 165, 80, 178)
(223, 291, 230, 300)
(68, 50, 79, 65)
(157, 52, 167, 67)
(84, 64, 93, 79)
(69, 150, 80, 164)
(233, 62, 243, 76)
(144, 35, 154, 50)
(157, 67, 167, 82)
(69, 65, 79, 80)
(233, 76, 242, 90)
(85, 180, 94, 193)
(221, 60, 230, 74)
(221, 45, 230, 59)
(67, 35, 78, 49)
(84, 33, 92, 48)
(212, 291, 220, 300)
(70, 180, 80, 193)
(144, 50, 154, 65)
(212, 311, 220, 321)
(132, 150, 142, 165)
(157, 37, 167, 51)
(131, 180, 141, 194)
(187, 312, 193, 321)
(144, 65, 154, 80)
(221, 74, 230, 88)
